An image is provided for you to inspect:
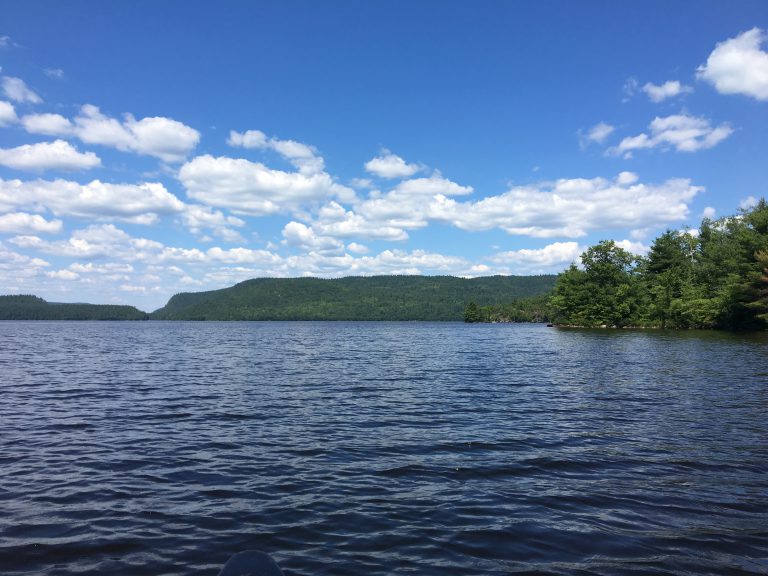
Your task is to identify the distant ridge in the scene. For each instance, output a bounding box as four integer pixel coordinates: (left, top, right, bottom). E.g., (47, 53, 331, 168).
(151, 275, 557, 320)
(0, 295, 148, 320)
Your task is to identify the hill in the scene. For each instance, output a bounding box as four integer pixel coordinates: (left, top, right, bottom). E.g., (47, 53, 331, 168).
(0, 295, 148, 320)
(151, 275, 557, 321)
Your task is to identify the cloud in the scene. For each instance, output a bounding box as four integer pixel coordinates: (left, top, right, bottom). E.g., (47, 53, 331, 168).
(46, 269, 79, 280)
(44, 68, 65, 79)
(228, 130, 325, 175)
(739, 196, 759, 210)
(0, 140, 101, 171)
(2, 76, 42, 103)
(22, 105, 200, 162)
(622, 77, 639, 102)
(489, 241, 584, 273)
(701, 206, 716, 219)
(282, 221, 344, 253)
(615, 239, 650, 256)
(0, 36, 11, 48)
(441, 176, 702, 237)
(608, 114, 733, 157)
(180, 204, 246, 243)
(0, 212, 63, 234)
(0, 177, 184, 224)
(21, 113, 73, 135)
(179, 154, 355, 216)
(697, 28, 768, 101)
(581, 122, 615, 146)
(642, 80, 693, 102)
(0, 100, 17, 126)
(364, 151, 421, 179)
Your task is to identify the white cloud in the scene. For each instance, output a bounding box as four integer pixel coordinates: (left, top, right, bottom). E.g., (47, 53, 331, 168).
(0, 140, 101, 171)
(697, 28, 768, 101)
(310, 201, 410, 241)
(622, 77, 639, 101)
(490, 241, 583, 272)
(0, 242, 49, 271)
(282, 221, 344, 253)
(346, 242, 369, 254)
(46, 269, 79, 280)
(44, 68, 65, 79)
(0, 100, 17, 126)
(179, 154, 355, 216)
(180, 204, 246, 243)
(609, 114, 733, 157)
(583, 122, 615, 145)
(739, 196, 759, 210)
(21, 113, 74, 136)
(70, 262, 134, 275)
(0, 177, 184, 223)
(616, 171, 639, 185)
(0, 36, 11, 48)
(364, 151, 421, 179)
(447, 177, 701, 237)
(22, 105, 200, 162)
(615, 239, 650, 256)
(77, 105, 200, 162)
(702, 206, 716, 219)
(0, 212, 63, 234)
(307, 173, 700, 241)
(642, 80, 693, 102)
(228, 130, 325, 175)
(2, 76, 42, 104)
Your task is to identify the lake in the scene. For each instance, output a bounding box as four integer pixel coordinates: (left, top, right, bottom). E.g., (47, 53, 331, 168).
(1, 321, 766, 575)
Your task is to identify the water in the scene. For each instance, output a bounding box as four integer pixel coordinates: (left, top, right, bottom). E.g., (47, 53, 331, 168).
(1, 321, 767, 575)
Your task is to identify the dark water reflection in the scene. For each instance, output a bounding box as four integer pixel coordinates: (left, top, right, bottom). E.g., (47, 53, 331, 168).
(1, 322, 767, 575)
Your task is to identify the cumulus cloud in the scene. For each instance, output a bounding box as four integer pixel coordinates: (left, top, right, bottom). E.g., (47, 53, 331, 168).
(179, 154, 355, 216)
(490, 242, 584, 273)
(46, 269, 79, 280)
(228, 130, 324, 175)
(180, 204, 246, 243)
(22, 105, 200, 162)
(0, 177, 184, 224)
(697, 28, 768, 100)
(364, 151, 421, 179)
(282, 221, 344, 253)
(642, 80, 693, 102)
(608, 114, 733, 157)
(0, 100, 17, 126)
(2, 76, 42, 103)
(306, 173, 699, 241)
(0, 212, 63, 234)
(0, 140, 101, 171)
(21, 113, 73, 136)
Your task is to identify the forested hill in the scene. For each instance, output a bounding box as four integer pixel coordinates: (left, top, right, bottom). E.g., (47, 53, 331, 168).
(151, 275, 557, 320)
(0, 295, 148, 320)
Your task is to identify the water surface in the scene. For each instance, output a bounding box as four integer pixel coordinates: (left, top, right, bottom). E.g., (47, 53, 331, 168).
(1, 322, 766, 574)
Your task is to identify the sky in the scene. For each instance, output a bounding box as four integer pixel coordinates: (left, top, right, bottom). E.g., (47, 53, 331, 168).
(1, 0, 767, 311)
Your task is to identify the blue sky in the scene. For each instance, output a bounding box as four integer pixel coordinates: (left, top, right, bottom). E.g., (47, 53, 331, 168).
(1, 0, 767, 311)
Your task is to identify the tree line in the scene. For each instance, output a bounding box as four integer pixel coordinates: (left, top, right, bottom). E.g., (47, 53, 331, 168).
(548, 199, 768, 330)
(0, 295, 148, 320)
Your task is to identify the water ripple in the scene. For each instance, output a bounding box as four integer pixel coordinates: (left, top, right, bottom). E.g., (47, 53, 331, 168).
(1, 321, 767, 575)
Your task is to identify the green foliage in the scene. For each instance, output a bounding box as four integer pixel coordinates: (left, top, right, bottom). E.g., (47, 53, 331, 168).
(464, 294, 553, 323)
(152, 275, 557, 321)
(0, 295, 148, 320)
(549, 199, 768, 331)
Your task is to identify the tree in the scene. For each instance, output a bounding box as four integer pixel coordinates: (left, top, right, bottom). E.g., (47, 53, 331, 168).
(463, 301, 483, 323)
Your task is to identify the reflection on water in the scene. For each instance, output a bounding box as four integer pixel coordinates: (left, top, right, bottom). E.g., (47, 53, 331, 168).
(1, 322, 766, 575)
